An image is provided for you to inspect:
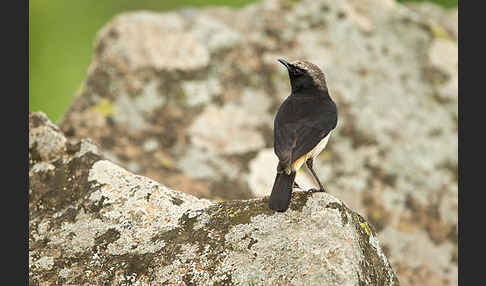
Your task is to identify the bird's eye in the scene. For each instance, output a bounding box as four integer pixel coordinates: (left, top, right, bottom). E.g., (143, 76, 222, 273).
(293, 68, 304, 75)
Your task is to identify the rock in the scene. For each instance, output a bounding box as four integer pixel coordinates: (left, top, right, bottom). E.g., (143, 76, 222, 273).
(181, 78, 222, 107)
(29, 112, 67, 163)
(188, 103, 266, 155)
(29, 112, 398, 285)
(428, 38, 458, 101)
(378, 227, 457, 286)
(404, 2, 458, 41)
(56, 0, 457, 285)
(248, 148, 278, 197)
(95, 11, 210, 72)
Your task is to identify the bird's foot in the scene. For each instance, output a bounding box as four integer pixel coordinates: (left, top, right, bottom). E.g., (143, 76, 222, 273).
(308, 188, 326, 193)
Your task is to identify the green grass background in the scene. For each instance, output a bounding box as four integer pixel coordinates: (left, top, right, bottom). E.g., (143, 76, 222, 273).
(29, 0, 457, 123)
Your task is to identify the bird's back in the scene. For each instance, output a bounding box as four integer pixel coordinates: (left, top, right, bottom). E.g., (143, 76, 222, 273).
(274, 93, 337, 169)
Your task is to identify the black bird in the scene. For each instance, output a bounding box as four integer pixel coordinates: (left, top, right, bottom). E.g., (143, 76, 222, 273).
(269, 59, 338, 212)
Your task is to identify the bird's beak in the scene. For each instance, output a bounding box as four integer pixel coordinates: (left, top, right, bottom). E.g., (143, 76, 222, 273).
(278, 58, 291, 70)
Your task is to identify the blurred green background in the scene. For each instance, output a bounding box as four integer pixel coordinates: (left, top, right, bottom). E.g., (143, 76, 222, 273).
(29, 0, 458, 123)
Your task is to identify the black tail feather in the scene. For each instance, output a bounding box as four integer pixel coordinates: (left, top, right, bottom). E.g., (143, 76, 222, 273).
(269, 171, 296, 212)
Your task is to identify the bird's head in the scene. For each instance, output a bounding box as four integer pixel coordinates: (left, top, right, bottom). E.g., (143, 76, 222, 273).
(278, 59, 328, 95)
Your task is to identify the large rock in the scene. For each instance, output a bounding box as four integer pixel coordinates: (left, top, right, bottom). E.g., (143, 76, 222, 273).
(54, 0, 457, 285)
(29, 112, 398, 285)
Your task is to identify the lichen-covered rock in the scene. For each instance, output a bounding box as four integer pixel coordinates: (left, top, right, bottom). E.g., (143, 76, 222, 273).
(29, 112, 67, 163)
(29, 112, 398, 285)
(95, 11, 210, 72)
(55, 0, 457, 285)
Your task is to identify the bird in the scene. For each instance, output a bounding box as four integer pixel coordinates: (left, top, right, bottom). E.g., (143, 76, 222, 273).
(268, 59, 338, 212)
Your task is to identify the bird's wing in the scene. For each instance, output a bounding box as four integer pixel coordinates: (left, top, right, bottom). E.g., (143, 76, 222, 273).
(274, 96, 337, 169)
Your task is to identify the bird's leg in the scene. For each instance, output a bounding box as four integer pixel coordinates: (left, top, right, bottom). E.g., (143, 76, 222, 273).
(306, 158, 326, 193)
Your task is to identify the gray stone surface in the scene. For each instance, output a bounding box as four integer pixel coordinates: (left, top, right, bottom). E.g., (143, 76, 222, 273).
(29, 112, 398, 285)
(54, 0, 457, 285)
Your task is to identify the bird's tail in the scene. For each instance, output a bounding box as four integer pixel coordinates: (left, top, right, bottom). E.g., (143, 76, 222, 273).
(269, 171, 296, 212)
